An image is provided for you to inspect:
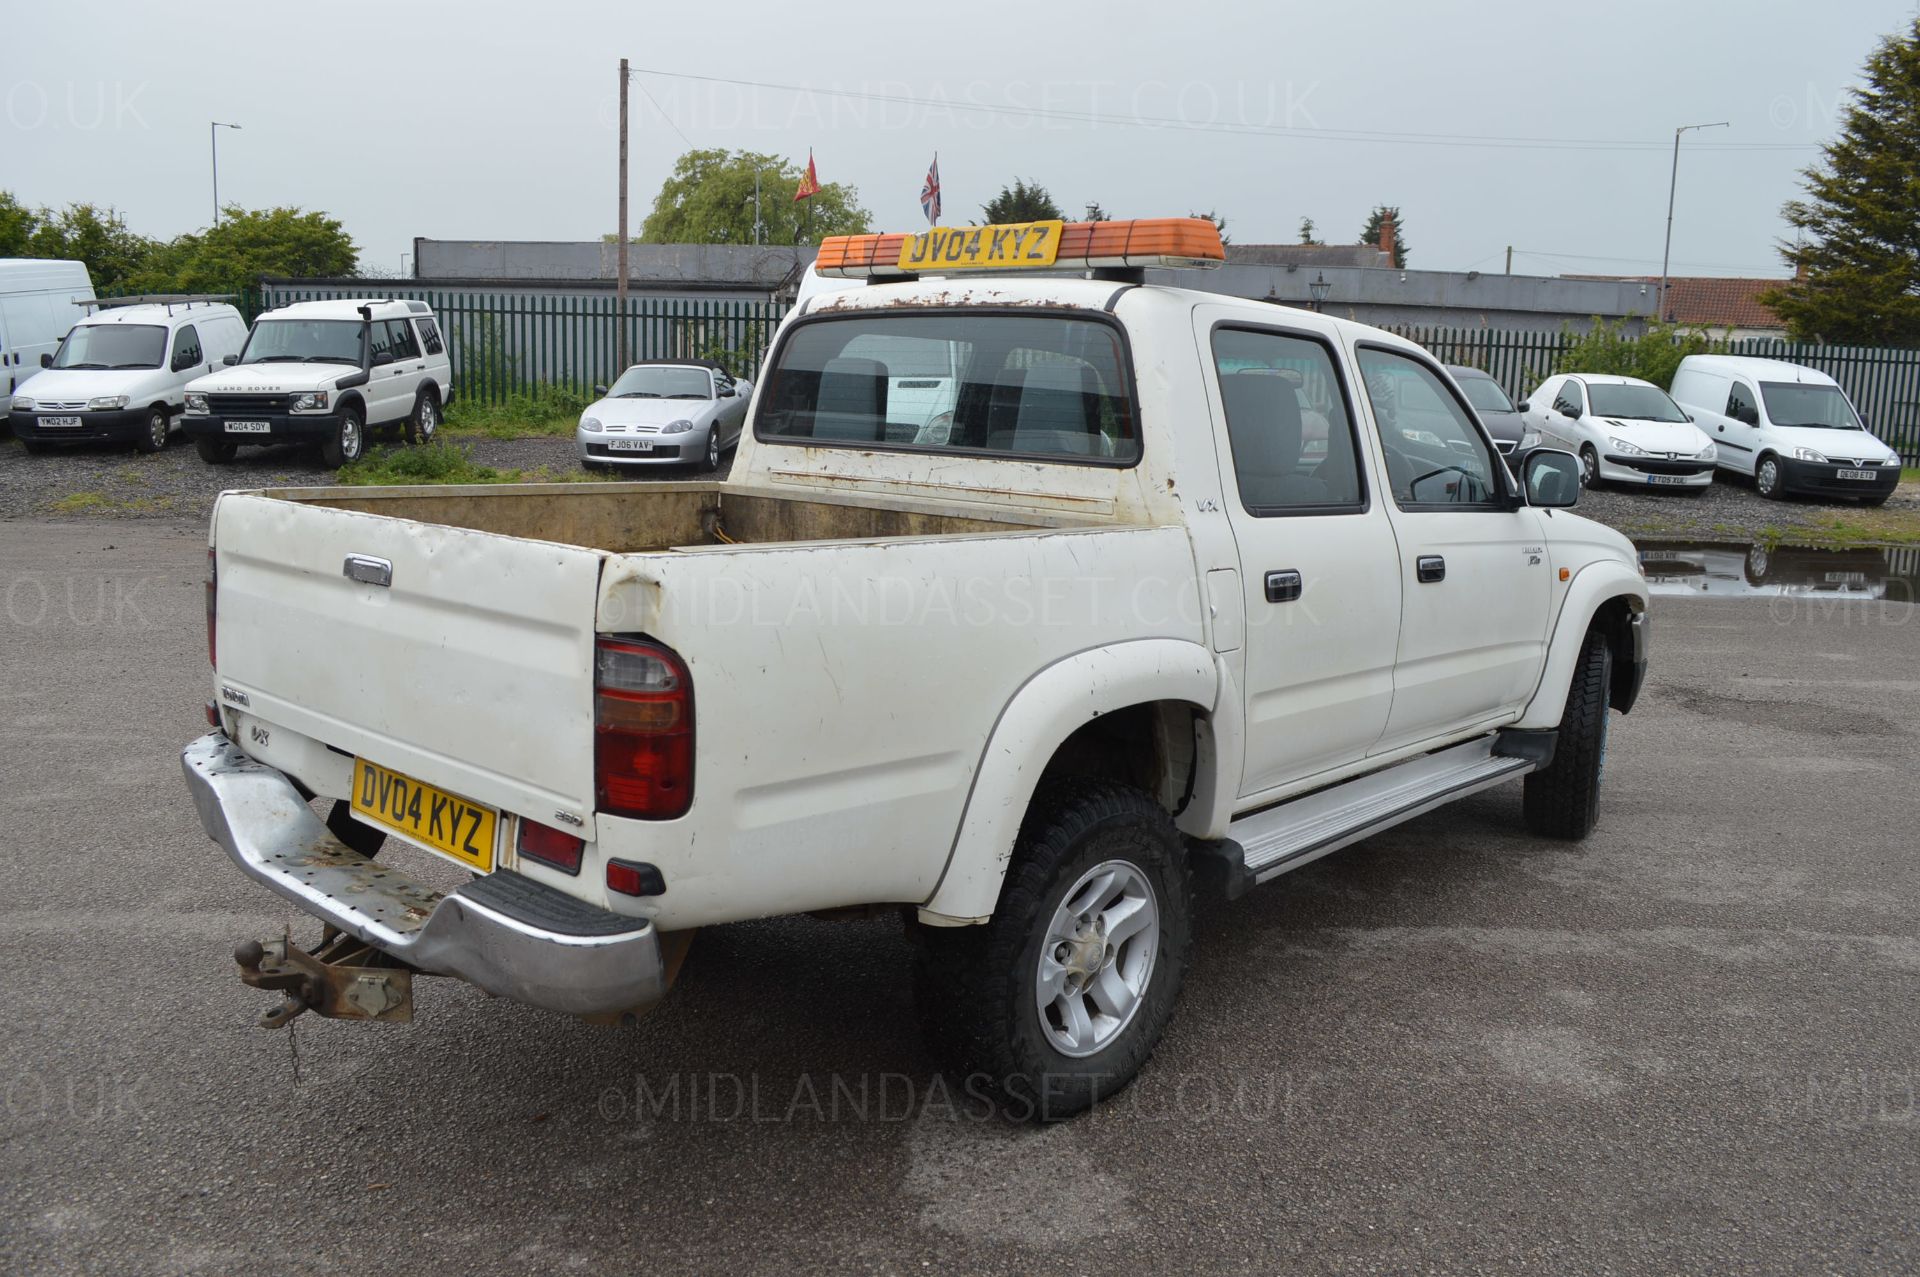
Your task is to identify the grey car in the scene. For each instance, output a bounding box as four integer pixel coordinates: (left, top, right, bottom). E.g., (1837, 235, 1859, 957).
(1447, 365, 1538, 456)
(577, 359, 752, 471)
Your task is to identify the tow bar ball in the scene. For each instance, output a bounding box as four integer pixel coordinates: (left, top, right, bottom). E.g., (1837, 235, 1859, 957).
(233, 933, 415, 1029)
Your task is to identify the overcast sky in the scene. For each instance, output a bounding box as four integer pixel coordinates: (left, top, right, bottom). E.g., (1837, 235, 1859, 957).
(6, 0, 1916, 280)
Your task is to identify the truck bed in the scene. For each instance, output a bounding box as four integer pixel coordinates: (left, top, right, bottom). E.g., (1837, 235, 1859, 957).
(251, 479, 1075, 554)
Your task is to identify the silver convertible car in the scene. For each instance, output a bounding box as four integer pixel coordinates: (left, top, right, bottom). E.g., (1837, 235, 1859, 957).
(577, 360, 752, 471)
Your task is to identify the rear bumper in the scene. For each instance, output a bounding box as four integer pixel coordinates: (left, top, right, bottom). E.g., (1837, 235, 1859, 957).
(9, 407, 149, 443)
(181, 732, 665, 1018)
(182, 412, 338, 444)
(1614, 609, 1649, 714)
(1778, 457, 1900, 499)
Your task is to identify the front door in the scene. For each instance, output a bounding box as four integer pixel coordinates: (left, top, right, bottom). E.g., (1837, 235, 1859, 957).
(1200, 312, 1404, 798)
(1352, 344, 1553, 753)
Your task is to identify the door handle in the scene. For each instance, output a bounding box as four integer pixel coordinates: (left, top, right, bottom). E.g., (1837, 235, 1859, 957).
(1264, 569, 1303, 603)
(1416, 555, 1446, 583)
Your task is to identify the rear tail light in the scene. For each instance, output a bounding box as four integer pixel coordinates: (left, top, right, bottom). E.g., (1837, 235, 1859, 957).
(594, 637, 693, 820)
(205, 548, 217, 667)
(518, 818, 585, 875)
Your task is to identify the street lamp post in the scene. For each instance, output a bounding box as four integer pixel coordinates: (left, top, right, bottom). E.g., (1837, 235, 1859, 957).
(210, 121, 241, 226)
(1308, 272, 1332, 313)
(1659, 121, 1729, 322)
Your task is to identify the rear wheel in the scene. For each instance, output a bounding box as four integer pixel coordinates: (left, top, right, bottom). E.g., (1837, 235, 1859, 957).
(1755, 453, 1785, 500)
(195, 436, 237, 464)
(405, 389, 440, 445)
(912, 779, 1192, 1120)
(1523, 627, 1613, 840)
(320, 404, 365, 468)
(133, 406, 169, 454)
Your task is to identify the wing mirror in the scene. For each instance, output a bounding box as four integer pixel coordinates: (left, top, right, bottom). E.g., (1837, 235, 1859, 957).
(593, 384, 608, 398)
(1521, 448, 1581, 508)
(1563, 404, 1583, 420)
(370, 350, 396, 367)
(1515, 400, 1529, 413)
(222, 353, 239, 366)
(40, 353, 52, 368)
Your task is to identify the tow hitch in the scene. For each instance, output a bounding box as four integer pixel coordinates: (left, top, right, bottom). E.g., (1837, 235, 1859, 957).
(234, 927, 418, 1029)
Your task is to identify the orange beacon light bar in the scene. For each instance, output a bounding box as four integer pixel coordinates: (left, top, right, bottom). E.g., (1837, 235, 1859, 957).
(814, 216, 1227, 279)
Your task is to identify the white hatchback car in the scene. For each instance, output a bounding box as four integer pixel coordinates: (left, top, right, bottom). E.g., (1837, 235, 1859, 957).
(1525, 373, 1717, 491)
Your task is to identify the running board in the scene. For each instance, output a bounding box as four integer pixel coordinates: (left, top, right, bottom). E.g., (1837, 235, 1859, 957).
(1203, 736, 1536, 899)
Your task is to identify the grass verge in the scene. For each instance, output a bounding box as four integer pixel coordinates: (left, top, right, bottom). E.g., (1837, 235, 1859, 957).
(442, 386, 589, 440)
(337, 442, 622, 487)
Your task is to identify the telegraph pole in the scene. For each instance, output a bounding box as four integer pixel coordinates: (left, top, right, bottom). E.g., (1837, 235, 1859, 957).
(617, 58, 630, 370)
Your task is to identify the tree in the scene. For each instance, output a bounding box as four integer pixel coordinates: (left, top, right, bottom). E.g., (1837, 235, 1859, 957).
(0, 191, 38, 257)
(1298, 217, 1322, 245)
(125, 206, 358, 296)
(1764, 18, 1920, 344)
(982, 179, 1062, 224)
(1082, 201, 1112, 222)
(1188, 209, 1230, 246)
(25, 202, 160, 293)
(1359, 205, 1408, 268)
(638, 149, 870, 246)
(1554, 318, 1728, 390)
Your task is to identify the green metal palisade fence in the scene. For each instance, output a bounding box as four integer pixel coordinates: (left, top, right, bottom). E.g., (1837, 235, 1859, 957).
(226, 285, 1920, 462)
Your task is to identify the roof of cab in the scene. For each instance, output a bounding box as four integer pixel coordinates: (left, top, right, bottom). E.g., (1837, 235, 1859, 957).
(1563, 373, 1661, 387)
(796, 271, 1428, 357)
(1676, 353, 1841, 385)
(258, 298, 433, 323)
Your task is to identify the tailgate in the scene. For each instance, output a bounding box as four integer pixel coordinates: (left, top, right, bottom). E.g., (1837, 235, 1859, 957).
(212, 493, 606, 824)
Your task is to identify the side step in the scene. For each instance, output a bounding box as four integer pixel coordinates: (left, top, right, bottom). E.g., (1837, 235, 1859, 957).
(1201, 735, 1539, 899)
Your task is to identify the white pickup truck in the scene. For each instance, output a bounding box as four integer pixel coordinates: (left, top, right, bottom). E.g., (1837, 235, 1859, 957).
(182, 217, 1648, 1119)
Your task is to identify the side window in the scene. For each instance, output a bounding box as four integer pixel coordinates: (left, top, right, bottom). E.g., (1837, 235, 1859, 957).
(1726, 381, 1757, 424)
(417, 316, 445, 356)
(1554, 379, 1585, 416)
(1212, 327, 1365, 513)
(1356, 347, 1502, 508)
(172, 324, 202, 368)
(386, 319, 422, 361)
(366, 320, 395, 362)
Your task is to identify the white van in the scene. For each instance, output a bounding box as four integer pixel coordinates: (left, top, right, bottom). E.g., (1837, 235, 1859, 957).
(1670, 355, 1903, 504)
(9, 298, 248, 454)
(0, 258, 95, 411)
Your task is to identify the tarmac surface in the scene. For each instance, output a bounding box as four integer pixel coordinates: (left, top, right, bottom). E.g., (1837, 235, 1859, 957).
(1, 519, 1915, 1275)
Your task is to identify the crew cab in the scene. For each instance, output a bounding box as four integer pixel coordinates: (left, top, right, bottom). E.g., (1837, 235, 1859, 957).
(182, 298, 452, 466)
(181, 217, 1649, 1119)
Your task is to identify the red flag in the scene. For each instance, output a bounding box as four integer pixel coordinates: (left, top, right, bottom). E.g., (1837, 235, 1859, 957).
(794, 151, 821, 202)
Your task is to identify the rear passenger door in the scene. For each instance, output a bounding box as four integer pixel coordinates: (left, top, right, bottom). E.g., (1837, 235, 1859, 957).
(1354, 344, 1552, 753)
(1199, 311, 1404, 797)
(380, 319, 426, 423)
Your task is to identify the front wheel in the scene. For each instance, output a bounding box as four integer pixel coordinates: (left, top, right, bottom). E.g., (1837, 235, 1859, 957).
(697, 428, 721, 472)
(195, 436, 237, 464)
(1578, 444, 1600, 489)
(912, 779, 1192, 1120)
(133, 406, 169, 454)
(320, 405, 365, 468)
(1755, 453, 1785, 500)
(1523, 627, 1614, 840)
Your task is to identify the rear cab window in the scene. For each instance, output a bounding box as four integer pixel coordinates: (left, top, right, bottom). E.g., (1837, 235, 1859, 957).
(755, 311, 1139, 465)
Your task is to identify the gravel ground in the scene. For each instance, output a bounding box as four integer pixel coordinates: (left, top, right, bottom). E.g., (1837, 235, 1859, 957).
(0, 427, 1909, 545)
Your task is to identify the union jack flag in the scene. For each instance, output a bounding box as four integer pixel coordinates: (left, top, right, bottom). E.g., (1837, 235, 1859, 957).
(920, 155, 941, 225)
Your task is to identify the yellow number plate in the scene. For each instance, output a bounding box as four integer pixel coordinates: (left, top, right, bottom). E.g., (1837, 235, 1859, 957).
(897, 219, 1063, 272)
(351, 757, 497, 872)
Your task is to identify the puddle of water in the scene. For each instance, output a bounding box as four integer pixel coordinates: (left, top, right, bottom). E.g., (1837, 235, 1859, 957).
(1636, 540, 1920, 600)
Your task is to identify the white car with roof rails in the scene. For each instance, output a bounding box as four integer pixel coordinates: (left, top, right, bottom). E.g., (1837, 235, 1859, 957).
(182, 216, 1648, 1120)
(1669, 354, 1902, 504)
(9, 297, 245, 454)
(182, 298, 452, 467)
(1524, 372, 1718, 491)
